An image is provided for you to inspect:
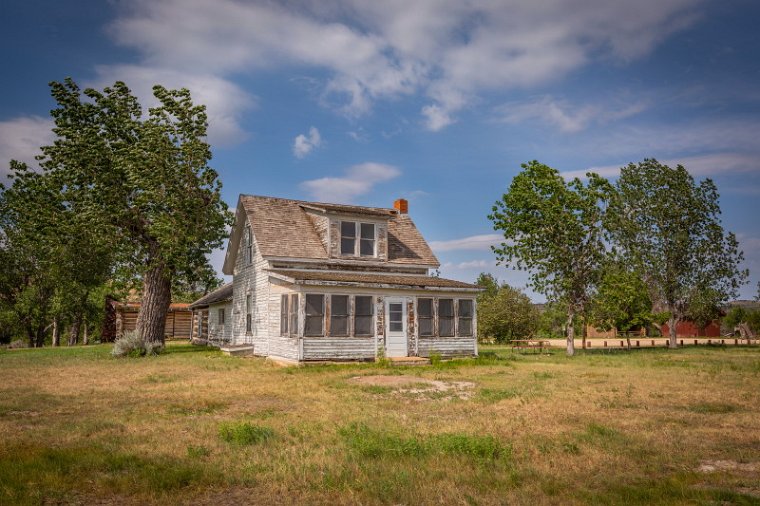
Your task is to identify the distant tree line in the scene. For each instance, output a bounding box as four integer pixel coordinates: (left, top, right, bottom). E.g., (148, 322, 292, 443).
(0, 79, 230, 348)
(485, 159, 748, 355)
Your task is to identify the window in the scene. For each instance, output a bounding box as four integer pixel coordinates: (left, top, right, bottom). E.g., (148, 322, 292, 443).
(354, 296, 373, 336)
(280, 294, 288, 336)
(245, 294, 252, 334)
(305, 294, 324, 336)
(218, 308, 225, 325)
(360, 223, 375, 256)
(289, 294, 299, 337)
(340, 221, 376, 257)
(244, 225, 253, 265)
(458, 299, 473, 336)
(439, 299, 454, 337)
(330, 295, 349, 336)
(418, 298, 433, 336)
(388, 302, 403, 332)
(340, 222, 356, 255)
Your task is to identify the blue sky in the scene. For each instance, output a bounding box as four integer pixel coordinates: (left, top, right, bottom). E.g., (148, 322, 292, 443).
(2, 0, 759, 300)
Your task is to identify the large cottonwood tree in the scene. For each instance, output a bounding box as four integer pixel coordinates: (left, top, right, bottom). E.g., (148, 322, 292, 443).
(606, 159, 747, 348)
(489, 161, 611, 355)
(38, 79, 230, 344)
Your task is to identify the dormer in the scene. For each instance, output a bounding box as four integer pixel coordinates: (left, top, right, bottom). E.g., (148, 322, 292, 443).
(223, 195, 439, 274)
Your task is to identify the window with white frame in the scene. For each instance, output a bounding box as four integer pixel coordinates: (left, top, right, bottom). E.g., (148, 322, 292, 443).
(340, 221, 376, 257)
(354, 296, 373, 336)
(458, 300, 473, 336)
(305, 294, 324, 336)
(418, 298, 433, 336)
(245, 294, 252, 334)
(289, 294, 299, 337)
(280, 294, 288, 336)
(330, 295, 349, 336)
(439, 299, 455, 337)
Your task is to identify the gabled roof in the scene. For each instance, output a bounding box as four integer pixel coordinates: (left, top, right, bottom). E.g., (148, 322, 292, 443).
(223, 195, 439, 273)
(189, 283, 234, 309)
(269, 270, 480, 291)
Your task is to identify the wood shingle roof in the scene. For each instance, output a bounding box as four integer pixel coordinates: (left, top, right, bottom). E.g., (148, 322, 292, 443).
(240, 195, 439, 267)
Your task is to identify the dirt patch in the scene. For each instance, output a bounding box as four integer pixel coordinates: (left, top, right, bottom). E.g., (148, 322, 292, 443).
(349, 375, 475, 400)
(697, 460, 760, 474)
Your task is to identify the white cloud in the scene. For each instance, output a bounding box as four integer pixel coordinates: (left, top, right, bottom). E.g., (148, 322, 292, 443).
(300, 162, 401, 203)
(293, 127, 322, 158)
(0, 116, 55, 176)
(90, 65, 255, 146)
(421, 104, 456, 131)
(106, 0, 704, 130)
(429, 234, 503, 252)
(562, 152, 760, 180)
(442, 259, 495, 270)
(497, 96, 648, 133)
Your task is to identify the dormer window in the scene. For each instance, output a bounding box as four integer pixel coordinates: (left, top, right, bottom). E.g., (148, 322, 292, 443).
(340, 221, 375, 257)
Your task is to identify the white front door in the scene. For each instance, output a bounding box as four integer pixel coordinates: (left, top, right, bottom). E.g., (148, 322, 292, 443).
(385, 298, 407, 357)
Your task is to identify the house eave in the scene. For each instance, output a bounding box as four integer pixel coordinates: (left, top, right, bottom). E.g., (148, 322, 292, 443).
(263, 255, 439, 270)
(268, 272, 482, 293)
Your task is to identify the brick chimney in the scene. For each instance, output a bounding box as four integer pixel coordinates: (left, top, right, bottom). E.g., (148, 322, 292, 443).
(393, 198, 408, 214)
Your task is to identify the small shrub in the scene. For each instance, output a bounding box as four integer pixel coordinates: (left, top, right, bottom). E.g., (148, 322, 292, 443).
(111, 331, 164, 358)
(477, 388, 519, 403)
(186, 445, 211, 459)
(688, 402, 737, 414)
(219, 422, 276, 445)
(8, 339, 26, 349)
(429, 353, 443, 366)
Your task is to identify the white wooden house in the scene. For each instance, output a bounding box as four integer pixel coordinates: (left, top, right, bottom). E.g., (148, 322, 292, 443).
(195, 195, 480, 363)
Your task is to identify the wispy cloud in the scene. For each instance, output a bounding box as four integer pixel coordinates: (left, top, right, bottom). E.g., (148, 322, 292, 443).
(562, 152, 760, 180)
(293, 127, 322, 158)
(300, 162, 401, 203)
(0, 116, 55, 176)
(429, 234, 503, 252)
(496, 95, 649, 133)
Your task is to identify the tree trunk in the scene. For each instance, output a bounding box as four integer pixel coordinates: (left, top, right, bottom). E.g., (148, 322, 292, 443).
(69, 315, 81, 346)
(135, 263, 172, 344)
(566, 311, 576, 356)
(83, 321, 89, 345)
(52, 319, 59, 347)
(101, 296, 117, 342)
(582, 317, 587, 352)
(668, 315, 678, 349)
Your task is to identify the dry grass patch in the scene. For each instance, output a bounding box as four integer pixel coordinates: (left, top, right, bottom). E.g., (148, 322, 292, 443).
(1, 343, 759, 504)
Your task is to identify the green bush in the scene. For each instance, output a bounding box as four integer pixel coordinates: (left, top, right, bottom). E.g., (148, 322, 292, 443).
(111, 331, 163, 358)
(219, 422, 276, 445)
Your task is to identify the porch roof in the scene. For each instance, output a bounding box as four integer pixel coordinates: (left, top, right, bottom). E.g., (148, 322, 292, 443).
(269, 270, 481, 292)
(188, 283, 234, 310)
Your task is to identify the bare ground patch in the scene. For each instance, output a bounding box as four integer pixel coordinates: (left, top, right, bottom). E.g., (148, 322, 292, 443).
(349, 375, 475, 400)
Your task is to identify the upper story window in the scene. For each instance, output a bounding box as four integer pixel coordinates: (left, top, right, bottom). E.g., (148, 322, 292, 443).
(340, 221, 376, 257)
(244, 225, 253, 265)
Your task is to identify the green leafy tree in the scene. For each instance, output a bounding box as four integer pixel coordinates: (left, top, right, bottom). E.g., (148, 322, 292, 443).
(607, 159, 747, 348)
(590, 263, 652, 348)
(489, 161, 611, 355)
(475, 274, 538, 343)
(37, 79, 231, 344)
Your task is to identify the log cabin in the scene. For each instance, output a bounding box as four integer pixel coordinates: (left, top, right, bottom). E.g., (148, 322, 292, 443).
(192, 195, 480, 363)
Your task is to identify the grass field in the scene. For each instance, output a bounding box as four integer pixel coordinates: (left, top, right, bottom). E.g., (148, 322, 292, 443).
(1, 343, 759, 505)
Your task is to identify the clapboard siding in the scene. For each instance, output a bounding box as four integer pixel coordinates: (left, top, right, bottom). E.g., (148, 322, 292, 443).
(207, 302, 233, 343)
(418, 337, 476, 357)
(302, 338, 375, 360)
(268, 336, 299, 360)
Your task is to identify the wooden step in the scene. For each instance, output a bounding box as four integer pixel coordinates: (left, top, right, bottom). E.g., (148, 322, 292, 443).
(387, 356, 431, 366)
(220, 345, 255, 357)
